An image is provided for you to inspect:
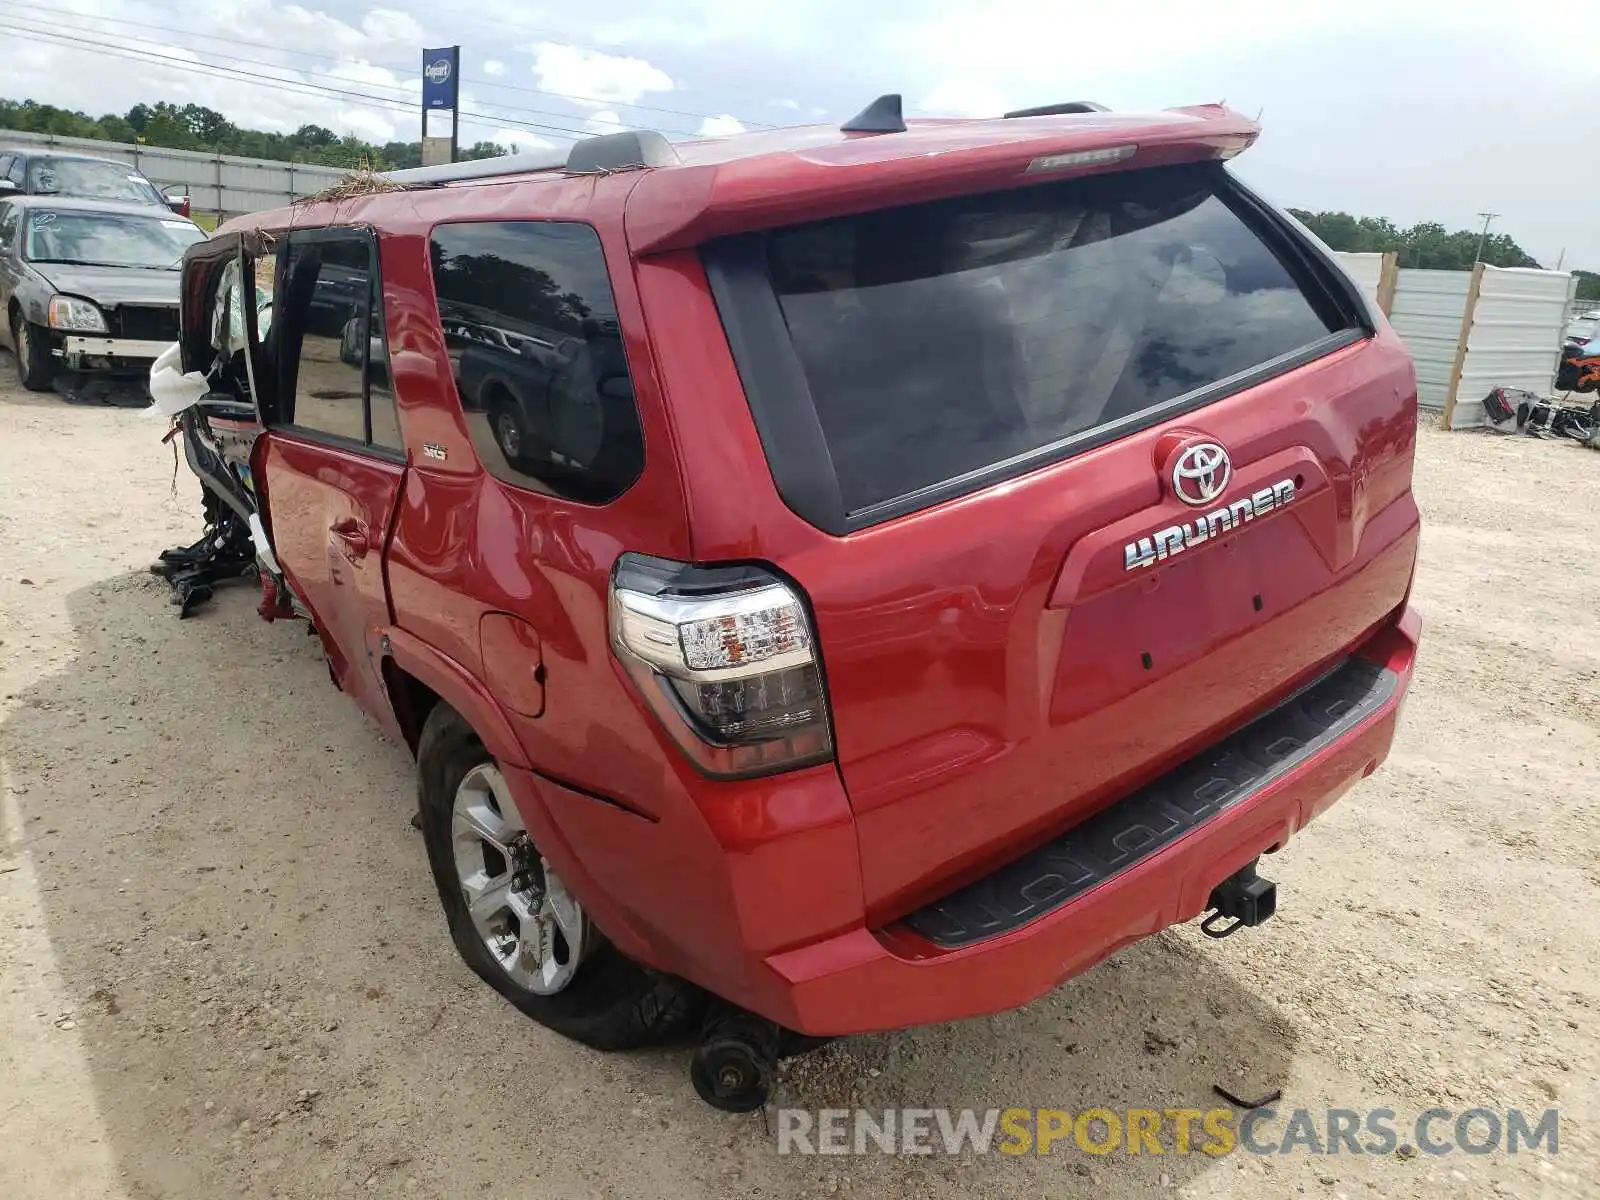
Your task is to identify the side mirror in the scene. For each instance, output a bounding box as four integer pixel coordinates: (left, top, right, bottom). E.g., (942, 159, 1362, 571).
(163, 184, 191, 218)
(0, 179, 17, 193)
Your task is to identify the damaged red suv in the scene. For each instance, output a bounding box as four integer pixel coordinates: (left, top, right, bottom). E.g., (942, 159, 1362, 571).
(170, 95, 1420, 1110)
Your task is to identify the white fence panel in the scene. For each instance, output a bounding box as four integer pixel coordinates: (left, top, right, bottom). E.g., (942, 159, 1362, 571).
(1388, 269, 1473, 410)
(1448, 266, 1576, 429)
(0, 129, 349, 215)
(1331, 251, 1386, 309)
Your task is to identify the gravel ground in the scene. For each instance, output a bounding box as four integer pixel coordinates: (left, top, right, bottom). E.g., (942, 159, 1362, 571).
(1, 372, 1596, 1200)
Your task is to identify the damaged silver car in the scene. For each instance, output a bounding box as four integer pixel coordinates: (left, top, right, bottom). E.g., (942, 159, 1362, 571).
(0, 194, 204, 391)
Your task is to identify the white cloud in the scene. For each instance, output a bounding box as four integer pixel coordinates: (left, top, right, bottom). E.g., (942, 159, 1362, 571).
(7, 2, 424, 146)
(337, 107, 399, 144)
(916, 79, 1012, 119)
(483, 59, 507, 77)
(527, 42, 674, 107)
(590, 1, 831, 52)
(323, 60, 410, 91)
(584, 110, 626, 136)
(490, 127, 557, 152)
(209, 0, 421, 61)
(696, 114, 746, 137)
(360, 7, 426, 47)
(768, 98, 801, 111)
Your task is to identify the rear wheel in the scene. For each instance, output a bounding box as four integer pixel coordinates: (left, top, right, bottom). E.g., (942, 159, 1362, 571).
(416, 704, 701, 1049)
(11, 315, 56, 392)
(491, 403, 530, 464)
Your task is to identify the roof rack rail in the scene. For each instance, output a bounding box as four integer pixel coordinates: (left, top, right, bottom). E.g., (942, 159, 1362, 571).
(382, 130, 680, 187)
(1003, 101, 1110, 118)
(383, 150, 566, 186)
(841, 93, 907, 134)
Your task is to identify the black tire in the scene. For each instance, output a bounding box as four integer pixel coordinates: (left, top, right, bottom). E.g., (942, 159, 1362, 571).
(416, 704, 702, 1050)
(11, 314, 57, 392)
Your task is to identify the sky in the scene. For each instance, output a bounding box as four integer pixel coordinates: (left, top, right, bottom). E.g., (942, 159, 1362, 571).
(5, 0, 1598, 269)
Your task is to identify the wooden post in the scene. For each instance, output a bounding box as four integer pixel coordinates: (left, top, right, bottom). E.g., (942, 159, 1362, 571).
(1439, 261, 1486, 431)
(1377, 250, 1399, 317)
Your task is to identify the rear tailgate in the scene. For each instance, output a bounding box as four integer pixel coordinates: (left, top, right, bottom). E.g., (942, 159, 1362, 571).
(690, 139, 1419, 921)
(792, 343, 1416, 919)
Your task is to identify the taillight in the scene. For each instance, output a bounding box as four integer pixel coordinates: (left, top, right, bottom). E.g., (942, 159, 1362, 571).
(609, 553, 833, 779)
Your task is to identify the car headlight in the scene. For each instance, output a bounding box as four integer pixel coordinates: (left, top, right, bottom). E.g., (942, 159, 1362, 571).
(48, 296, 108, 333)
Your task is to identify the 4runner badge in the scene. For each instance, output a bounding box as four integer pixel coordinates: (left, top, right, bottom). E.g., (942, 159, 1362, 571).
(1124, 479, 1297, 571)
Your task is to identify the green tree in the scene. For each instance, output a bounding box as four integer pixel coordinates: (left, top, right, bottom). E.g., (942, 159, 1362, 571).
(180, 104, 235, 144)
(1289, 209, 1542, 270)
(96, 113, 137, 143)
(291, 124, 336, 149)
(0, 95, 429, 170)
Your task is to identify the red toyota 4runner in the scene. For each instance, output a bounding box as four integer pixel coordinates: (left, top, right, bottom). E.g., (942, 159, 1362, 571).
(171, 96, 1421, 1110)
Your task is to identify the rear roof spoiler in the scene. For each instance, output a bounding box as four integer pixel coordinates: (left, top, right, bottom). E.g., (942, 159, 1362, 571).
(626, 105, 1260, 254)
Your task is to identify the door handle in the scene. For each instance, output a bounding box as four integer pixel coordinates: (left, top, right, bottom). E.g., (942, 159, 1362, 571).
(330, 519, 370, 560)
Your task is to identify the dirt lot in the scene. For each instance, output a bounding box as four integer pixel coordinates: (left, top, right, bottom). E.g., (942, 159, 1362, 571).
(1, 372, 1596, 1200)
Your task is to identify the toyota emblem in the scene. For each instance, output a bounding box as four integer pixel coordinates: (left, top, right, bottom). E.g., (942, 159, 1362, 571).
(1171, 441, 1231, 507)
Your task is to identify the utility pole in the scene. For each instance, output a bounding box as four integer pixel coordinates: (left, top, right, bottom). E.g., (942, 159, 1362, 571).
(1473, 212, 1499, 264)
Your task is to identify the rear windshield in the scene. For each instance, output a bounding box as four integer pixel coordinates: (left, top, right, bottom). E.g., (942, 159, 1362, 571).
(737, 163, 1350, 517)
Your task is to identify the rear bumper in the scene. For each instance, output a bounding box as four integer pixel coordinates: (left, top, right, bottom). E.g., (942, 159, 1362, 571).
(757, 604, 1420, 1035)
(503, 603, 1418, 1038)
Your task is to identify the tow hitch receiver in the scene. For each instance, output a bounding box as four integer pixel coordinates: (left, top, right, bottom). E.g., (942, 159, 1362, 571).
(1200, 859, 1277, 939)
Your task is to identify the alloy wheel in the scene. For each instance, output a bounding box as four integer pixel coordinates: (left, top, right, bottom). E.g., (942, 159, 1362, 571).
(450, 762, 588, 995)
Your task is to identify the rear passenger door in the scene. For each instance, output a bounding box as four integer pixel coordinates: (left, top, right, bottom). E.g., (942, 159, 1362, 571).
(259, 228, 406, 728)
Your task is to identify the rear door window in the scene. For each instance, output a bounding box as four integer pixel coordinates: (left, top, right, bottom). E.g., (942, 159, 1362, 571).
(709, 162, 1359, 526)
(268, 231, 401, 454)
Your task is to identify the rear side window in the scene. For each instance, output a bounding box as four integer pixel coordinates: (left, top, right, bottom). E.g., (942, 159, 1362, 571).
(709, 162, 1358, 526)
(429, 221, 643, 504)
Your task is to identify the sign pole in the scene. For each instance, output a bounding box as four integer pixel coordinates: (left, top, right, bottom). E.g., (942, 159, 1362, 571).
(421, 45, 462, 167)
